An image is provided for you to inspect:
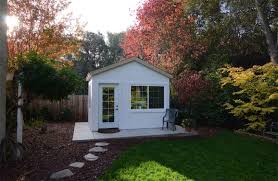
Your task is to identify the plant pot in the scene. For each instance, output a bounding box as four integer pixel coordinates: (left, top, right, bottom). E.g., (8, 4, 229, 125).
(185, 127, 192, 132)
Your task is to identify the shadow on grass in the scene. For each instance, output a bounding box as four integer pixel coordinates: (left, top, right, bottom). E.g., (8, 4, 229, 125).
(99, 131, 278, 181)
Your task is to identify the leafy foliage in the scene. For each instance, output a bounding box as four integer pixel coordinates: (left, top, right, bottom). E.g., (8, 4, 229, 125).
(27, 107, 53, 122)
(8, 0, 84, 70)
(173, 68, 230, 127)
(19, 52, 82, 101)
(75, 32, 109, 76)
(173, 70, 208, 105)
(58, 108, 73, 122)
(25, 119, 47, 128)
(186, 0, 268, 58)
(220, 63, 278, 131)
(74, 32, 124, 77)
(121, 0, 205, 72)
(107, 32, 124, 62)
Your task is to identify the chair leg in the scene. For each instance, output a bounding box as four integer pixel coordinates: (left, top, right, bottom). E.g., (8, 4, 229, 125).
(169, 122, 175, 131)
(172, 123, 176, 131)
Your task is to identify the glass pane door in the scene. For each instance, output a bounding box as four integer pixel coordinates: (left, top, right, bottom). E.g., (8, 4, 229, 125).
(102, 87, 115, 123)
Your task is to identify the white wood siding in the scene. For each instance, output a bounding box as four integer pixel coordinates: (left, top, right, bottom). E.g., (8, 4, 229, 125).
(88, 61, 170, 131)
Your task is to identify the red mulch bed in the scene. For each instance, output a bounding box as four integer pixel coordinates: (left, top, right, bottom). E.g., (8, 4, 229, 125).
(0, 123, 208, 181)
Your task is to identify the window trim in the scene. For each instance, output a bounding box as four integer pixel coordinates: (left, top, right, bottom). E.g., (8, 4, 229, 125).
(130, 85, 165, 111)
(131, 86, 148, 109)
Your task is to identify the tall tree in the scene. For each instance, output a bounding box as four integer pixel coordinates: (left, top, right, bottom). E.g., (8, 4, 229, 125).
(255, 0, 278, 64)
(107, 32, 124, 63)
(187, 0, 269, 60)
(121, 0, 205, 72)
(75, 32, 109, 77)
(0, 0, 7, 143)
(8, 0, 83, 70)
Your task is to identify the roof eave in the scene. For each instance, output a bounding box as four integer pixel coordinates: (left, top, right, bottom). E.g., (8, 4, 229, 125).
(85, 57, 172, 81)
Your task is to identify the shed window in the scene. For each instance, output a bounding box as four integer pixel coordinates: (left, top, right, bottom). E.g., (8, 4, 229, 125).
(131, 86, 148, 109)
(149, 86, 164, 108)
(131, 86, 164, 109)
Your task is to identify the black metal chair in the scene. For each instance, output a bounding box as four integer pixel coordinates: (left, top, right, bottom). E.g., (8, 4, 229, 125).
(162, 109, 179, 131)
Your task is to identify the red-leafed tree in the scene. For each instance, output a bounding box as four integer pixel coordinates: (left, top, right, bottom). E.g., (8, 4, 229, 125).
(8, 0, 84, 70)
(173, 70, 209, 111)
(121, 0, 205, 72)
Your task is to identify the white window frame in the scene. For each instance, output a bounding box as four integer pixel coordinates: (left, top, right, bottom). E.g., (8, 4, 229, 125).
(130, 85, 165, 112)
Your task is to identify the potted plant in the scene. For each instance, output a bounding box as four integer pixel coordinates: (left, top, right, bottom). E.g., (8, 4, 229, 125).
(182, 118, 193, 132)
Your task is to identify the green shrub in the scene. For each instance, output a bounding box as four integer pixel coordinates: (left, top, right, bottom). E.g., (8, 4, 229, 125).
(58, 108, 73, 122)
(220, 63, 278, 131)
(38, 107, 53, 121)
(180, 71, 231, 128)
(193, 68, 234, 127)
(18, 52, 82, 101)
(25, 119, 47, 128)
(27, 107, 53, 121)
(181, 118, 196, 129)
(172, 54, 233, 128)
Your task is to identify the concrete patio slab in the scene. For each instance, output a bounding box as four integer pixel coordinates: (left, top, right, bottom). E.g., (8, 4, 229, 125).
(72, 122, 198, 142)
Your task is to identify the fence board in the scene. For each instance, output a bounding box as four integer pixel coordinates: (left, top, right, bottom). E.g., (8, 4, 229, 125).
(29, 95, 88, 121)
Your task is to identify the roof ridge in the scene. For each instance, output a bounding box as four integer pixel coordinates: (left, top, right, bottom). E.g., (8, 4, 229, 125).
(86, 57, 172, 81)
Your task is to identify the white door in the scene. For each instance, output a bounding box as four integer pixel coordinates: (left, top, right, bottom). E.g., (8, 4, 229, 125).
(99, 84, 119, 129)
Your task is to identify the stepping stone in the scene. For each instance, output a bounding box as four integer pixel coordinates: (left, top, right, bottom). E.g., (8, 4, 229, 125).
(69, 162, 84, 168)
(89, 146, 108, 153)
(50, 169, 73, 179)
(95, 142, 110, 146)
(84, 153, 98, 161)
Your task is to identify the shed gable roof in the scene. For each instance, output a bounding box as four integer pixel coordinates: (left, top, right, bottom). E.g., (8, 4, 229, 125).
(86, 57, 172, 81)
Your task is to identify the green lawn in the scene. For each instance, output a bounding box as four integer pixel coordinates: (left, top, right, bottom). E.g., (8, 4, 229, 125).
(100, 131, 278, 181)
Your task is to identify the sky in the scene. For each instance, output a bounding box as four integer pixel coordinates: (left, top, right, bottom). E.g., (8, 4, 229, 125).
(70, 0, 143, 34)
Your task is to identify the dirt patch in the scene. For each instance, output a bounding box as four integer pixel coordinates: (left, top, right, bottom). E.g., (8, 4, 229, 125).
(0, 123, 199, 181)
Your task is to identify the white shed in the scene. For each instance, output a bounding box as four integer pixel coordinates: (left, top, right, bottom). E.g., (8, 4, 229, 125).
(86, 57, 172, 131)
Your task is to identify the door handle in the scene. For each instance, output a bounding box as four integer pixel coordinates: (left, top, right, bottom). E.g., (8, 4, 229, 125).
(115, 105, 119, 111)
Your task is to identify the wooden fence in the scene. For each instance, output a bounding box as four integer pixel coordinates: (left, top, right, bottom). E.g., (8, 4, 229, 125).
(30, 95, 88, 121)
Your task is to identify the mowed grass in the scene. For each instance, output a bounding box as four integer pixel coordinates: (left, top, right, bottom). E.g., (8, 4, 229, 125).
(100, 131, 278, 181)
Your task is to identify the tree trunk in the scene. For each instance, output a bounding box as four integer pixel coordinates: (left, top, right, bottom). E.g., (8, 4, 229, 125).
(0, 0, 8, 142)
(255, 0, 278, 64)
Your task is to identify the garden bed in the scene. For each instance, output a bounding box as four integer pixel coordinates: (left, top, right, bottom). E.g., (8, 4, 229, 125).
(0, 123, 140, 181)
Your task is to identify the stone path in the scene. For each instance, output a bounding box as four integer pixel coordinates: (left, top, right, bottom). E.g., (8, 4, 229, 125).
(95, 142, 110, 146)
(50, 142, 109, 179)
(89, 146, 108, 153)
(69, 162, 85, 168)
(84, 153, 99, 161)
(50, 169, 74, 179)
